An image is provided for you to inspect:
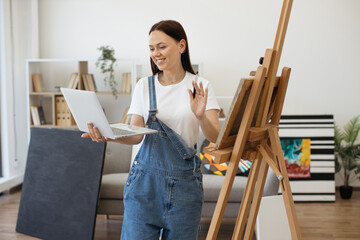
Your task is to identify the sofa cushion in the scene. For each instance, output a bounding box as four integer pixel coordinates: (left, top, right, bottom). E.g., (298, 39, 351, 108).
(99, 173, 129, 199)
(101, 172, 248, 202)
(103, 143, 132, 174)
(203, 174, 248, 202)
(100, 167, 279, 202)
(203, 168, 280, 203)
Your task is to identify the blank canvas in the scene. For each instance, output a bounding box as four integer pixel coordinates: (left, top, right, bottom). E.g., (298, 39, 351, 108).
(16, 128, 106, 240)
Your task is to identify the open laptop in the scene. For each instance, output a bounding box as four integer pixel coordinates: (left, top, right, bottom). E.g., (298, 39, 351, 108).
(60, 88, 157, 139)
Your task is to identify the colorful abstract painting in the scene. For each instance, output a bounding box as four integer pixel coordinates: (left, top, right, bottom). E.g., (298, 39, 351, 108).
(280, 138, 311, 179)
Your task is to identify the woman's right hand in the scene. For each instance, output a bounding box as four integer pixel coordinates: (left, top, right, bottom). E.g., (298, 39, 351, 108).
(81, 123, 113, 142)
(82, 115, 146, 145)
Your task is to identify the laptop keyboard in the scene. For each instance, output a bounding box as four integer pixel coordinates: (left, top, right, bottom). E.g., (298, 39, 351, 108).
(111, 127, 135, 136)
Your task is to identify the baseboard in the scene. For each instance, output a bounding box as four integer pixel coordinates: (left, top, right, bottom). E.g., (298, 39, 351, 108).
(9, 184, 22, 193)
(336, 186, 360, 191)
(0, 174, 24, 193)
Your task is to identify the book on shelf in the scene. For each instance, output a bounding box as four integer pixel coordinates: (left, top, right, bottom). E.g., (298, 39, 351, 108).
(55, 96, 63, 126)
(121, 73, 131, 93)
(73, 74, 80, 89)
(67, 73, 96, 92)
(30, 106, 39, 126)
(32, 74, 44, 92)
(55, 96, 75, 126)
(88, 74, 97, 91)
(64, 107, 75, 126)
(82, 74, 90, 91)
(30, 105, 46, 126)
(82, 73, 97, 92)
(67, 73, 78, 89)
(37, 106, 46, 125)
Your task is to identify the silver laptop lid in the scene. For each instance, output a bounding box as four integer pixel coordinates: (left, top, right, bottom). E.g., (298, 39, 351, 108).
(60, 88, 115, 139)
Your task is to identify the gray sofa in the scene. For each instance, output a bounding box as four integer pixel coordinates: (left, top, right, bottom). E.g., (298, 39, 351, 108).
(97, 134, 280, 219)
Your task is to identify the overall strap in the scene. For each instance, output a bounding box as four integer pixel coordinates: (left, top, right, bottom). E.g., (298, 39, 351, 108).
(148, 75, 157, 117)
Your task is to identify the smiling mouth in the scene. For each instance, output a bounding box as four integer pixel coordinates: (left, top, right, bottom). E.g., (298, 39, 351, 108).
(156, 58, 166, 64)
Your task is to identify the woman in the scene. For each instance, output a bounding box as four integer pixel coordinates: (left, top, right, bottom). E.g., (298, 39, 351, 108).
(83, 20, 220, 239)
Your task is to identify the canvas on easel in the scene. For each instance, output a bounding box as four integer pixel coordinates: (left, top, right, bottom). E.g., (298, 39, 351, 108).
(204, 0, 301, 239)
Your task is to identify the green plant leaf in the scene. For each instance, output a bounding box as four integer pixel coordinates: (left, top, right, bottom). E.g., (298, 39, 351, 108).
(334, 116, 360, 186)
(335, 155, 341, 173)
(334, 123, 344, 151)
(96, 45, 118, 99)
(343, 115, 360, 145)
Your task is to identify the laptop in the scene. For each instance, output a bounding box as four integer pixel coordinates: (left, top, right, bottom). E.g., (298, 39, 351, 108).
(60, 88, 158, 139)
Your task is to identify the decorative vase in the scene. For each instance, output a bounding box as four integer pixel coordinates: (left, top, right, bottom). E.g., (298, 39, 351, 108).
(339, 185, 353, 199)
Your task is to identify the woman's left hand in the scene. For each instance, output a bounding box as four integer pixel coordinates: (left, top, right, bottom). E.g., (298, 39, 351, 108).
(188, 80, 208, 120)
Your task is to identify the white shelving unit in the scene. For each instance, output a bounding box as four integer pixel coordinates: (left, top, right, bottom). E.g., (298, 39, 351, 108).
(26, 58, 135, 140)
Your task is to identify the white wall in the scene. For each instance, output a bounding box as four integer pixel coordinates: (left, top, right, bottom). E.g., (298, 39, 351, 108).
(0, 0, 37, 191)
(2, 0, 359, 188)
(38, 0, 360, 186)
(37, 0, 360, 126)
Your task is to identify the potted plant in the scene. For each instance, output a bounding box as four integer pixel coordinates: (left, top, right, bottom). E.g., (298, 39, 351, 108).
(96, 45, 118, 98)
(334, 115, 360, 199)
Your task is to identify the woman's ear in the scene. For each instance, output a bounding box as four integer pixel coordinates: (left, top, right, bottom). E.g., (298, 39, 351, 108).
(179, 39, 186, 54)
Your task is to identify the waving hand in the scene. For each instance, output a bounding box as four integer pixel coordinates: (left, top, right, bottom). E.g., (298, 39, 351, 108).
(188, 78, 208, 120)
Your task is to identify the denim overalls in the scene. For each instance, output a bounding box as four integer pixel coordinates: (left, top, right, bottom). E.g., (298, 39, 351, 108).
(121, 76, 204, 240)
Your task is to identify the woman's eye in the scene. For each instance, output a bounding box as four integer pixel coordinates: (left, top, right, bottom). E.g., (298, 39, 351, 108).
(159, 46, 166, 49)
(150, 48, 155, 52)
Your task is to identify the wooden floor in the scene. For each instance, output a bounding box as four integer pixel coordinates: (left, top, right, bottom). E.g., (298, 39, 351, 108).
(0, 190, 359, 240)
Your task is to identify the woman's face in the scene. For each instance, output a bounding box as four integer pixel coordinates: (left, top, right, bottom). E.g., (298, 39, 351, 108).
(149, 30, 185, 72)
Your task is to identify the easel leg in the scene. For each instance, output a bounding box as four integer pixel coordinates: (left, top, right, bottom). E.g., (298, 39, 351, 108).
(206, 156, 248, 240)
(268, 127, 301, 239)
(243, 160, 269, 240)
(231, 152, 262, 240)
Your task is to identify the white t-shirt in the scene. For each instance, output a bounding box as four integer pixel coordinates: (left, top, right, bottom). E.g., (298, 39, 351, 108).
(128, 71, 220, 147)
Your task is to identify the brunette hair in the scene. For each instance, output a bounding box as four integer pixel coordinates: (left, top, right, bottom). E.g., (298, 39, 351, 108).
(149, 20, 195, 75)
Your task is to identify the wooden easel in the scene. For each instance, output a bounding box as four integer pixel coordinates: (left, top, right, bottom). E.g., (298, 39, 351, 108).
(204, 0, 301, 239)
